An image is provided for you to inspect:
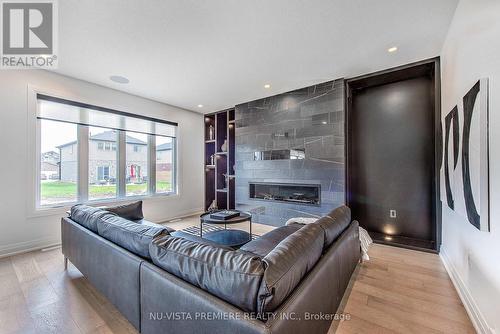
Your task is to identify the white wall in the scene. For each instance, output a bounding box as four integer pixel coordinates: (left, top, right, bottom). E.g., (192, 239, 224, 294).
(0, 70, 204, 257)
(440, 0, 500, 332)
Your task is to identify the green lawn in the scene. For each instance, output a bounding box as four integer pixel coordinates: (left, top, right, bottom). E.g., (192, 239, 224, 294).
(41, 181, 172, 201)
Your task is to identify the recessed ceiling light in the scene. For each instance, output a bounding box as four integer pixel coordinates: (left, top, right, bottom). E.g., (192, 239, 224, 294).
(198, 104, 204, 108)
(109, 75, 129, 84)
(321, 121, 328, 125)
(264, 84, 271, 89)
(387, 46, 398, 53)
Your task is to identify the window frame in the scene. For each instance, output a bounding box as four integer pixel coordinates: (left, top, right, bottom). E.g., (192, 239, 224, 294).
(29, 86, 179, 215)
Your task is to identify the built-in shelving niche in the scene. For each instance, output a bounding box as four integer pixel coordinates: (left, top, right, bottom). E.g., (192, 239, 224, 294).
(204, 109, 235, 211)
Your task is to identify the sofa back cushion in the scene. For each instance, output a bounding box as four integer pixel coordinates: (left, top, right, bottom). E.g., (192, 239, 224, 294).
(258, 223, 324, 314)
(239, 223, 303, 258)
(316, 205, 351, 248)
(70, 204, 110, 233)
(170, 231, 234, 249)
(150, 236, 265, 312)
(97, 214, 168, 259)
(105, 201, 144, 221)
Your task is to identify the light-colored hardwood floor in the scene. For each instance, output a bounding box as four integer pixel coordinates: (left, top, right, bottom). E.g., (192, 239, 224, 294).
(0, 215, 474, 334)
(334, 244, 475, 334)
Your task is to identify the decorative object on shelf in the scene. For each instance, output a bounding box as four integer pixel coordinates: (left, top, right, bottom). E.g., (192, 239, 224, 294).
(222, 173, 229, 189)
(210, 154, 215, 165)
(207, 200, 218, 212)
(221, 139, 228, 152)
(209, 125, 215, 140)
(441, 78, 490, 231)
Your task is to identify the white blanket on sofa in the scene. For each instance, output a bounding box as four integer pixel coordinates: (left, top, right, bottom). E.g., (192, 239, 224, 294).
(285, 217, 372, 261)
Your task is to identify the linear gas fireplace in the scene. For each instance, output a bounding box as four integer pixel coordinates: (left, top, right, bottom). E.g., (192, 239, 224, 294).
(249, 182, 321, 206)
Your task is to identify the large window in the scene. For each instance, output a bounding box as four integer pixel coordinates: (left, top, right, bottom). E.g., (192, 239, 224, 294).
(36, 95, 177, 208)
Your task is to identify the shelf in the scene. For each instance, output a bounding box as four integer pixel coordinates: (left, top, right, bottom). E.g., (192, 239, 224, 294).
(205, 109, 235, 211)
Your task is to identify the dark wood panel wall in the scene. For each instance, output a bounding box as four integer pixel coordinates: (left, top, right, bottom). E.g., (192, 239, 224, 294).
(346, 58, 442, 252)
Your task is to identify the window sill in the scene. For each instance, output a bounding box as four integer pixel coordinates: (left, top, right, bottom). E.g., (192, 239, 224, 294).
(27, 192, 179, 219)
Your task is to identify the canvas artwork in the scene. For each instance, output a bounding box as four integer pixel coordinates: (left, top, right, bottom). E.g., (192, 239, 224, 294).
(442, 79, 490, 231)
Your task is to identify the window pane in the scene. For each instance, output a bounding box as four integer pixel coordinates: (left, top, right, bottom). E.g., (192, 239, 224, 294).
(126, 132, 148, 196)
(40, 119, 77, 206)
(88, 127, 117, 200)
(156, 136, 173, 193)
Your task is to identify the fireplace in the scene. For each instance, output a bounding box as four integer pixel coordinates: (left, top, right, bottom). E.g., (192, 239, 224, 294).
(249, 182, 321, 206)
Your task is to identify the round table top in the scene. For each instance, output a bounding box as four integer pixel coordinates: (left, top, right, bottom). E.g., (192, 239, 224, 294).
(200, 210, 251, 224)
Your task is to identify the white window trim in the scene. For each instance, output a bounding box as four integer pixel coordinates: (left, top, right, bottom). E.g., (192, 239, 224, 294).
(148, 135, 157, 194)
(26, 85, 179, 218)
(78, 125, 89, 202)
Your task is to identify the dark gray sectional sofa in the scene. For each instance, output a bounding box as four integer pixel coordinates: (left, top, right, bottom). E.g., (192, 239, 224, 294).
(61, 204, 360, 334)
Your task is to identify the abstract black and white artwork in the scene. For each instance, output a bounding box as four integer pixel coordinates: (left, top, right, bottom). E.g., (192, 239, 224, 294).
(444, 106, 459, 210)
(442, 79, 490, 231)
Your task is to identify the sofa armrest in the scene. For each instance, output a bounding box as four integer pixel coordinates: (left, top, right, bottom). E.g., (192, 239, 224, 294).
(265, 221, 360, 334)
(61, 217, 143, 330)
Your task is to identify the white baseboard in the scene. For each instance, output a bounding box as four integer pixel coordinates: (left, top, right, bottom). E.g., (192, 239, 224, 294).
(154, 207, 204, 224)
(0, 237, 61, 259)
(440, 246, 493, 334)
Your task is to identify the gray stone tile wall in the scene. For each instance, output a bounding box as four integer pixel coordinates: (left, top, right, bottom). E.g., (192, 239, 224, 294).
(235, 79, 345, 226)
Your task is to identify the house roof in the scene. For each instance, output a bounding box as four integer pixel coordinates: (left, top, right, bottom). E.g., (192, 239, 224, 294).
(157, 142, 172, 151)
(57, 130, 148, 148)
(42, 150, 60, 157)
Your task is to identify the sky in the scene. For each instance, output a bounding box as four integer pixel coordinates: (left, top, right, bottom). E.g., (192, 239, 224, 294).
(40, 119, 77, 153)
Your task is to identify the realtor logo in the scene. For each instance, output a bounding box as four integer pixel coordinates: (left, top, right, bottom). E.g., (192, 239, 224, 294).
(1, 0, 58, 68)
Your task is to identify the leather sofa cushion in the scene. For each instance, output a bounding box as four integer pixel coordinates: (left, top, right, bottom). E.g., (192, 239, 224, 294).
(105, 201, 144, 221)
(316, 205, 351, 248)
(150, 235, 265, 312)
(259, 223, 324, 314)
(135, 219, 176, 234)
(239, 223, 303, 257)
(97, 213, 169, 259)
(70, 204, 110, 233)
(171, 231, 233, 249)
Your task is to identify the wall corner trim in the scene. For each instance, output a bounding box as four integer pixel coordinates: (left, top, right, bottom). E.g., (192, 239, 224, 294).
(440, 246, 493, 334)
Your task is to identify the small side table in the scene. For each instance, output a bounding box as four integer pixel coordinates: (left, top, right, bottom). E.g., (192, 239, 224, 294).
(200, 211, 252, 248)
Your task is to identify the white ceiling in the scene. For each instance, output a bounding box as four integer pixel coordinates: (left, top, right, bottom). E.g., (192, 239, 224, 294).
(54, 0, 458, 113)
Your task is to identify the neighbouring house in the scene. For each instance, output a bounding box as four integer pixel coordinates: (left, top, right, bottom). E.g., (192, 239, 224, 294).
(40, 151, 60, 180)
(55, 131, 172, 184)
(156, 142, 173, 181)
